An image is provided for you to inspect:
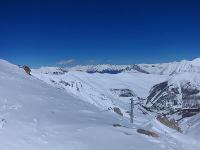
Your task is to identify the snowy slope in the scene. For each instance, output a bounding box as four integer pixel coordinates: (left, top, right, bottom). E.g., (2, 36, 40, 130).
(32, 58, 200, 117)
(139, 58, 200, 75)
(32, 70, 168, 112)
(0, 59, 191, 150)
(180, 112, 200, 139)
(146, 72, 200, 113)
(32, 58, 200, 113)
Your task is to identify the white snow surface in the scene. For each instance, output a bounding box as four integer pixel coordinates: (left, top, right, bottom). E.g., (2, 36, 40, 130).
(33, 57, 200, 75)
(139, 58, 200, 75)
(0, 59, 200, 149)
(32, 70, 168, 110)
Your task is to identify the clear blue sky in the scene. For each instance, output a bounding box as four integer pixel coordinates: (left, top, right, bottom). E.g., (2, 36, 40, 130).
(1, 0, 200, 67)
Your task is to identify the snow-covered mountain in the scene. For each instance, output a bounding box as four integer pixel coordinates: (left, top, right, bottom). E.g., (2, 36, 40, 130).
(33, 58, 200, 115)
(70, 64, 150, 74)
(33, 70, 167, 113)
(55, 58, 200, 75)
(146, 73, 200, 112)
(0, 59, 149, 150)
(139, 58, 200, 75)
(2, 58, 200, 149)
(1, 59, 184, 150)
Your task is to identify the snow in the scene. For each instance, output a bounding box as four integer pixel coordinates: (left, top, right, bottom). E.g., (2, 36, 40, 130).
(139, 58, 200, 75)
(191, 58, 200, 66)
(32, 70, 168, 111)
(70, 64, 132, 72)
(33, 66, 66, 74)
(180, 113, 200, 139)
(33, 57, 200, 75)
(0, 59, 200, 149)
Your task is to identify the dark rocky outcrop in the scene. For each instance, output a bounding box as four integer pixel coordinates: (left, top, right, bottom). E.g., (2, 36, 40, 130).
(157, 115, 182, 133)
(146, 80, 200, 112)
(137, 129, 159, 137)
(23, 65, 31, 75)
(130, 65, 150, 74)
(113, 107, 123, 116)
(59, 80, 71, 86)
(113, 124, 122, 127)
(146, 81, 180, 111)
(85, 65, 149, 74)
(181, 108, 200, 118)
(110, 89, 136, 97)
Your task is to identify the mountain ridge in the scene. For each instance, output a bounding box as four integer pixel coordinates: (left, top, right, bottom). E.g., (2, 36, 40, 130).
(33, 57, 200, 75)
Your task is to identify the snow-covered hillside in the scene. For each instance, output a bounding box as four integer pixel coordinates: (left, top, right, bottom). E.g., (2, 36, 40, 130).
(139, 58, 200, 75)
(0, 60, 135, 149)
(2, 59, 200, 150)
(32, 71, 168, 111)
(146, 73, 200, 113)
(33, 58, 200, 115)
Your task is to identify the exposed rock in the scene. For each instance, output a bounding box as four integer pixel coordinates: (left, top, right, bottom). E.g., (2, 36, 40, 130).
(137, 129, 159, 137)
(70, 64, 149, 74)
(181, 108, 200, 118)
(130, 65, 150, 74)
(146, 81, 180, 111)
(181, 82, 200, 108)
(157, 115, 182, 133)
(113, 124, 122, 127)
(113, 107, 123, 116)
(0, 118, 6, 129)
(110, 89, 136, 97)
(23, 65, 31, 75)
(146, 79, 200, 113)
(59, 80, 71, 86)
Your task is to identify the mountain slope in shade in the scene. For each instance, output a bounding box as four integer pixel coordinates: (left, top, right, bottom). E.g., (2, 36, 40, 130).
(146, 73, 200, 112)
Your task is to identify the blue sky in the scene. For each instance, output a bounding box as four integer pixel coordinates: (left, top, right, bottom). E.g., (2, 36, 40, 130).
(1, 0, 200, 67)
